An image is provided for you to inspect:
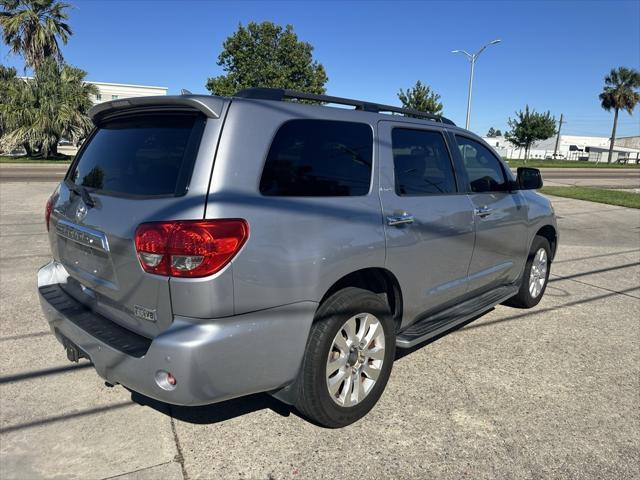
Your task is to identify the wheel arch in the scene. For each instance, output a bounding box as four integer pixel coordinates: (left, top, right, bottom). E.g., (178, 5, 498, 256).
(535, 224, 558, 260)
(318, 268, 403, 332)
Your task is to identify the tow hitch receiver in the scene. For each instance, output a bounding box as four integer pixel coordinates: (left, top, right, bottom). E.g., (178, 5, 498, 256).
(61, 335, 88, 363)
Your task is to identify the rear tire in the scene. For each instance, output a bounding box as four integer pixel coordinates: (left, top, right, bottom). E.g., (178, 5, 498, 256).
(505, 235, 551, 309)
(295, 287, 395, 428)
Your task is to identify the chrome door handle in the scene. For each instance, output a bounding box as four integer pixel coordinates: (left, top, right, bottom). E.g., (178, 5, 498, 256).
(474, 206, 493, 218)
(387, 213, 415, 226)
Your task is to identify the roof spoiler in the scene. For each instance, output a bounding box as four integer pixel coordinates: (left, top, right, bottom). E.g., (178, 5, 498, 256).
(89, 95, 225, 122)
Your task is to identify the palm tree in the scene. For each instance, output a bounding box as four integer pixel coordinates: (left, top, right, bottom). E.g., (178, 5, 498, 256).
(0, 58, 97, 158)
(0, 0, 72, 69)
(0, 65, 18, 139)
(599, 67, 640, 163)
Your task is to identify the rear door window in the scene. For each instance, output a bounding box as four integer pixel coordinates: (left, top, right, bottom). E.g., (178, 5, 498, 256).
(68, 113, 206, 197)
(259, 119, 373, 196)
(392, 128, 457, 195)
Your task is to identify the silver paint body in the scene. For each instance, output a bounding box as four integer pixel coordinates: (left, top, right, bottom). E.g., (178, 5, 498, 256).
(38, 95, 557, 406)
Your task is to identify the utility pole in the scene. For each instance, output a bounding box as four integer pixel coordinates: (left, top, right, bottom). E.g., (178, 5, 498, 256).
(553, 113, 564, 158)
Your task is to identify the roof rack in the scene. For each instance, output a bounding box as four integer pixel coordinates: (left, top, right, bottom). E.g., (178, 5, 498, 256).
(233, 88, 456, 126)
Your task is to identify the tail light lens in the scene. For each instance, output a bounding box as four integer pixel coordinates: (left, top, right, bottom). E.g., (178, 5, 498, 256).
(134, 219, 249, 278)
(45, 196, 54, 232)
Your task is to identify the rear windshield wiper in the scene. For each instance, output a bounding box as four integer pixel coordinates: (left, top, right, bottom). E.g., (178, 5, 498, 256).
(68, 183, 96, 208)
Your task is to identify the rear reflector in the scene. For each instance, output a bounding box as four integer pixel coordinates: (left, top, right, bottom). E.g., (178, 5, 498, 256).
(134, 219, 249, 277)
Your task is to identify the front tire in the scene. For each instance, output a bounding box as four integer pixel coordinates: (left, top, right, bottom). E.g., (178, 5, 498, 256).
(505, 235, 551, 308)
(295, 287, 396, 428)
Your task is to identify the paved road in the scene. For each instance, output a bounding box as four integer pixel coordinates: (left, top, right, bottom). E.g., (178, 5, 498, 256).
(2, 162, 639, 188)
(0, 164, 68, 183)
(0, 181, 639, 479)
(539, 168, 640, 189)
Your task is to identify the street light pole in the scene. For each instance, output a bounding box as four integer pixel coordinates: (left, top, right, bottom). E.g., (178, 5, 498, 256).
(465, 57, 475, 130)
(452, 39, 501, 130)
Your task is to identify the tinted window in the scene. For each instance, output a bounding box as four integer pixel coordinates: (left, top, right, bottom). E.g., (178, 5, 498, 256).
(259, 120, 373, 196)
(392, 129, 456, 195)
(456, 136, 507, 193)
(69, 113, 205, 196)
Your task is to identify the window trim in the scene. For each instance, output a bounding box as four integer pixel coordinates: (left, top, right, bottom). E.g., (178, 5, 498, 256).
(390, 126, 459, 197)
(258, 118, 375, 198)
(453, 133, 511, 194)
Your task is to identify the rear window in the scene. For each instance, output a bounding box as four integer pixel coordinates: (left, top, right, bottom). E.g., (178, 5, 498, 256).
(68, 113, 206, 197)
(259, 119, 373, 196)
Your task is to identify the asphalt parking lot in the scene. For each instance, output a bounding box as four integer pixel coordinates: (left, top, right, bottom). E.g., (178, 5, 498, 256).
(0, 180, 638, 480)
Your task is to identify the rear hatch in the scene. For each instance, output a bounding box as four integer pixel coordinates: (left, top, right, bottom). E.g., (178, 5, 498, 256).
(49, 101, 223, 338)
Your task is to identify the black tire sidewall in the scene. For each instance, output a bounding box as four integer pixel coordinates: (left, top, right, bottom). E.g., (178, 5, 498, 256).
(297, 287, 396, 428)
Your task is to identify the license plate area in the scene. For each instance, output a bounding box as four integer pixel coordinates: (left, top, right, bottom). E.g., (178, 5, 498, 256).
(59, 238, 112, 273)
(56, 219, 116, 283)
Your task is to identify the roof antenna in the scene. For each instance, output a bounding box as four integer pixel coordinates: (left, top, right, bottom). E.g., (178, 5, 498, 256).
(180, 89, 192, 95)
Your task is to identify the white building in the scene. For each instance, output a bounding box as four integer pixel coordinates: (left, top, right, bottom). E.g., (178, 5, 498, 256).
(483, 134, 640, 163)
(59, 81, 167, 155)
(87, 81, 168, 104)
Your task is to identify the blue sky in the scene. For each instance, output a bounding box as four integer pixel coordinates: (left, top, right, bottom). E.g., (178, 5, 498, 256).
(2, 0, 639, 137)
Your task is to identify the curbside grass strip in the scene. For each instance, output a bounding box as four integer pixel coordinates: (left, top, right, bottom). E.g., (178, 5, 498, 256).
(540, 186, 640, 209)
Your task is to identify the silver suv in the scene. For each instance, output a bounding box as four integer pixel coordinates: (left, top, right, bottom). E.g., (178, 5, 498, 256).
(38, 88, 557, 428)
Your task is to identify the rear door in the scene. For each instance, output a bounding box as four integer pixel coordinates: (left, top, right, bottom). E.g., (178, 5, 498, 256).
(49, 110, 213, 337)
(378, 121, 476, 326)
(452, 134, 528, 293)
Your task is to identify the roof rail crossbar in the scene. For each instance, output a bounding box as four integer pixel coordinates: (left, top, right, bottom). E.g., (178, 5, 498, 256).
(233, 88, 456, 126)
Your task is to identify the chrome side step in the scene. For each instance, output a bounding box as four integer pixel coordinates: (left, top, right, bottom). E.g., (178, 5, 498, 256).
(396, 285, 518, 349)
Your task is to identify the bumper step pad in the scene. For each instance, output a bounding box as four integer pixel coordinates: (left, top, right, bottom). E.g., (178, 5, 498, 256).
(40, 284, 152, 358)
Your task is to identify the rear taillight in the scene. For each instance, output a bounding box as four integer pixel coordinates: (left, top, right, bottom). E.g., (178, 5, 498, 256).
(134, 219, 249, 278)
(45, 196, 54, 232)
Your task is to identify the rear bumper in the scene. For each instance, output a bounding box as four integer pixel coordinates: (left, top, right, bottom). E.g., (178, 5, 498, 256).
(37, 261, 317, 406)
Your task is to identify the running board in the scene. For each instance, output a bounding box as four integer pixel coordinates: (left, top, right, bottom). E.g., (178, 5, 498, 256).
(396, 285, 518, 349)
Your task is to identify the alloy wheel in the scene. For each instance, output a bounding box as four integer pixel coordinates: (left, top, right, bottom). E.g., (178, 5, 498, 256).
(529, 248, 548, 298)
(325, 313, 385, 407)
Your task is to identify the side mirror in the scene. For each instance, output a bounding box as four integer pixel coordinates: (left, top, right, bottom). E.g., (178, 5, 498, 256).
(516, 167, 543, 190)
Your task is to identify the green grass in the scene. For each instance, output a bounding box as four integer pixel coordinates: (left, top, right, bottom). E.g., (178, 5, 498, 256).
(505, 159, 640, 169)
(0, 155, 72, 164)
(540, 186, 640, 209)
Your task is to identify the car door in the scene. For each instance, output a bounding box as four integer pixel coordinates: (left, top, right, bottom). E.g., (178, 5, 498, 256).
(378, 121, 476, 327)
(452, 134, 528, 294)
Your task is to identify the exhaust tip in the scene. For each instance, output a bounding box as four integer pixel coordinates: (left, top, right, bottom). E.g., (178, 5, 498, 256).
(155, 370, 177, 391)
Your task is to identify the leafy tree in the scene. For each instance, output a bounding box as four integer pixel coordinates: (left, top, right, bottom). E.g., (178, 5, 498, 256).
(599, 66, 640, 163)
(0, 0, 72, 69)
(505, 105, 556, 161)
(397, 80, 443, 115)
(206, 21, 328, 96)
(0, 58, 97, 158)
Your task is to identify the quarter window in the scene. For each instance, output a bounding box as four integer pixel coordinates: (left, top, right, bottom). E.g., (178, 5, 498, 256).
(259, 120, 373, 196)
(391, 129, 456, 195)
(456, 136, 507, 193)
